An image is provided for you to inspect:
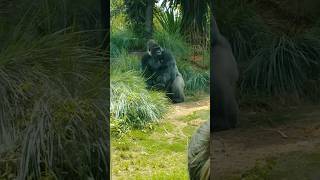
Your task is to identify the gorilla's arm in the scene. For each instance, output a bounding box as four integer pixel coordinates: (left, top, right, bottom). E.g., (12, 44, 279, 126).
(155, 51, 178, 87)
(141, 54, 157, 87)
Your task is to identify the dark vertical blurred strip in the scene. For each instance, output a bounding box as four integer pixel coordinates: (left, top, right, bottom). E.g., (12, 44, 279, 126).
(101, 0, 109, 50)
(100, 0, 110, 179)
(209, 1, 214, 179)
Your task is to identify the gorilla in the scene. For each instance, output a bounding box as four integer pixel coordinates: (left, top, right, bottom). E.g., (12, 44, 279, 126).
(211, 16, 239, 132)
(187, 15, 239, 180)
(141, 39, 185, 103)
(188, 120, 210, 180)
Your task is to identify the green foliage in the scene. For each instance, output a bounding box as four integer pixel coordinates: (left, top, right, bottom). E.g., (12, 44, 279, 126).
(124, 0, 148, 38)
(215, 0, 270, 63)
(216, 0, 320, 101)
(154, 30, 192, 60)
(112, 97, 209, 179)
(178, 61, 209, 95)
(111, 29, 145, 54)
(0, 0, 108, 179)
(111, 51, 141, 71)
(0, 0, 102, 48)
(155, 7, 182, 34)
(162, 0, 211, 35)
(111, 0, 128, 32)
(110, 69, 169, 136)
(242, 34, 320, 96)
(0, 30, 108, 179)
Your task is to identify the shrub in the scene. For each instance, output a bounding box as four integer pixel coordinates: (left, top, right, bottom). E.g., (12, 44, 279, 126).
(241, 34, 320, 96)
(111, 29, 145, 53)
(154, 30, 192, 60)
(215, 0, 270, 63)
(110, 51, 141, 71)
(155, 7, 182, 34)
(110, 70, 169, 135)
(0, 30, 108, 179)
(178, 61, 209, 95)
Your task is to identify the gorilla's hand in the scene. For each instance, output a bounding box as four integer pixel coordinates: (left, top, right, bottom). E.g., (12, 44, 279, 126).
(154, 83, 166, 89)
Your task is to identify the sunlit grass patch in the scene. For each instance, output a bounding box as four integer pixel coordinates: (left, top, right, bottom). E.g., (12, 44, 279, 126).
(112, 98, 210, 179)
(179, 109, 210, 123)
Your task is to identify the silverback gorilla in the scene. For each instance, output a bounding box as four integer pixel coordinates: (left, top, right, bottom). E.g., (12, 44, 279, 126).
(212, 16, 239, 132)
(141, 39, 185, 103)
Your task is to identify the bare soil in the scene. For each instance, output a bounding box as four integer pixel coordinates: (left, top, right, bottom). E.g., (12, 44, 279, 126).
(213, 105, 320, 179)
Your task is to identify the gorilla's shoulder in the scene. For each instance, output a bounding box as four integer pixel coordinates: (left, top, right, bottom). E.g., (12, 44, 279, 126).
(162, 49, 176, 63)
(162, 49, 173, 56)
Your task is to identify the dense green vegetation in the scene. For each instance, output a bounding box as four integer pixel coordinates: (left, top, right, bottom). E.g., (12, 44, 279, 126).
(110, 0, 210, 136)
(216, 0, 320, 104)
(0, 0, 108, 179)
(213, 1, 320, 179)
(111, 0, 211, 179)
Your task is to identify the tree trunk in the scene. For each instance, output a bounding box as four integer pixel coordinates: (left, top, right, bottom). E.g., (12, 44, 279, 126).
(145, 0, 154, 39)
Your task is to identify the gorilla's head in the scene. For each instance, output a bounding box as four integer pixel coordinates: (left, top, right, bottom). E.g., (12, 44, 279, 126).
(147, 39, 163, 57)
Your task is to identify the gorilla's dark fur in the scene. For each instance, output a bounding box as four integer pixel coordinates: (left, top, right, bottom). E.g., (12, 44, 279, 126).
(211, 16, 239, 132)
(187, 15, 239, 180)
(141, 39, 185, 103)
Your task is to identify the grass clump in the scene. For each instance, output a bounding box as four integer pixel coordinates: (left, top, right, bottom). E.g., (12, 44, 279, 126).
(178, 61, 209, 95)
(216, 0, 320, 103)
(154, 30, 192, 60)
(111, 29, 146, 53)
(110, 69, 169, 135)
(0, 30, 108, 179)
(242, 34, 320, 97)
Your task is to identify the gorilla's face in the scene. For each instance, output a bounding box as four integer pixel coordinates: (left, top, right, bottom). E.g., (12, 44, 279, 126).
(146, 39, 166, 70)
(147, 39, 163, 58)
(149, 45, 162, 56)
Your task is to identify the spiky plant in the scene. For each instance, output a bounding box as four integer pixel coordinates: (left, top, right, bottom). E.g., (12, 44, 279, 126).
(241, 34, 320, 96)
(110, 69, 169, 135)
(155, 7, 182, 34)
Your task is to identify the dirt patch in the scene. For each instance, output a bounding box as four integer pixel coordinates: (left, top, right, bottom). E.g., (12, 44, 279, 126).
(167, 98, 210, 120)
(213, 106, 320, 179)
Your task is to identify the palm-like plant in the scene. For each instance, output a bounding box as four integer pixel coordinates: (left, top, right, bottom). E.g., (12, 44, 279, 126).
(162, 0, 212, 42)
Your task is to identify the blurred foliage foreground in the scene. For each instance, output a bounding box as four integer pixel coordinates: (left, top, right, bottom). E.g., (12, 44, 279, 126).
(0, 0, 108, 179)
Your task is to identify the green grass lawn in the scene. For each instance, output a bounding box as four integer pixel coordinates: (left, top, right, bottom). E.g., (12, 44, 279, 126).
(111, 107, 210, 180)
